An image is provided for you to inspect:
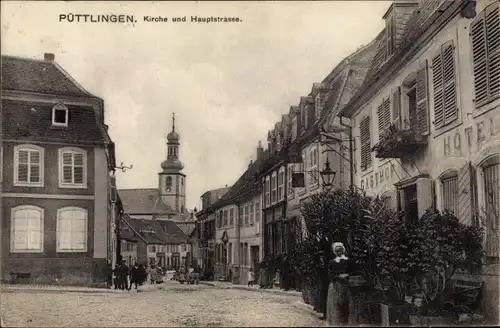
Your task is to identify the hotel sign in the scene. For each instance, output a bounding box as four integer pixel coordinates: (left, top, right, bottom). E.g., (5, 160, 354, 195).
(360, 162, 395, 191)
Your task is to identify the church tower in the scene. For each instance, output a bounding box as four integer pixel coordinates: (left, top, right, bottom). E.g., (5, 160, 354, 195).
(159, 113, 186, 215)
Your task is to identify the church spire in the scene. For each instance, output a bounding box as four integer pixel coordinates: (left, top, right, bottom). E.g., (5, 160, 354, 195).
(172, 112, 175, 132)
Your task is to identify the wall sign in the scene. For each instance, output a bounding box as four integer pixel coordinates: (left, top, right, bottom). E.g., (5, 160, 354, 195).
(360, 162, 395, 191)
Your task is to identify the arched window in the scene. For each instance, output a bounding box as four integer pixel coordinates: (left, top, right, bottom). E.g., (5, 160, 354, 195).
(56, 207, 88, 252)
(479, 155, 499, 258)
(10, 205, 44, 252)
(165, 176, 172, 191)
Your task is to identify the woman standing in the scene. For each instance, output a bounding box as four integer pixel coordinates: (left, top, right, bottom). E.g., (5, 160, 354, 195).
(327, 242, 352, 326)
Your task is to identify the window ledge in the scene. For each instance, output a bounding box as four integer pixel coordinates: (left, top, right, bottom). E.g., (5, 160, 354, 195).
(473, 98, 500, 119)
(58, 183, 88, 189)
(432, 119, 463, 139)
(10, 249, 43, 253)
(13, 182, 44, 188)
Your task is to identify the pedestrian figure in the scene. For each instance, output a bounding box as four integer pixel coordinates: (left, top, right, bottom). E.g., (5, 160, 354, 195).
(247, 267, 255, 287)
(129, 263, 140, 290)
(327, 242, 352, 325)
(138, 263, 147, 285)
(148, 264, 157, 284)
(193, 265, 201, 284)
(112, 265, 119, 289)
(106, 261, 113, 289)
(120, 260, 130, 290)
(258, 260, 267, 289)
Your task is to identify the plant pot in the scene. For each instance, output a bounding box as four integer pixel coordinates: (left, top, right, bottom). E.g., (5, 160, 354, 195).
(408, 315, 456, 326)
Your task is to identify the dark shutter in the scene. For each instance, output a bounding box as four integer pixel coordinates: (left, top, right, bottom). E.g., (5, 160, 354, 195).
(486, 3, 500, 101)
(360, 117, 372, 171)
(392, 87, 401, 129)
(377, 99, 390, 139)
(483, 162, 499, 258)
(457, 162, 476, 225)
(442, 41, 457, 125)
(432, 49, 444, 128)
(416, 60, 430, 135)
(471, 9, 488, 106)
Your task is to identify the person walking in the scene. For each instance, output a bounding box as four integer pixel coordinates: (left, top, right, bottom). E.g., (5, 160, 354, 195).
(258, 260, 267, 289)
(129, 263, 140, 290)
(138, 263, 147, 285)
(148, 264, 157, 284)
(193, 265, 201, 284)
(247, 267, 255, 287)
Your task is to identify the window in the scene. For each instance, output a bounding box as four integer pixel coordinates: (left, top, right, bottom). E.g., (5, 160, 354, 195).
(56, 207, 87, 252)
(291, 117, 298, 140)
(52, 103, 68, 127)
(471, 3, 500, 107)
(432, 40, 457, 128)
(265, 177, 271, 207)
(223, 210, 228, 226)
(360, 117, 372, 171)
(278, 169, 284, 200)
(386, 14, 396, 58)
(244, 205, 249, 225)
(14, 144, 43, 187)
(249, 203, 254, 225)
(181, 177, 184, 186)
(482, 157, 499, 258)
(441, 174, 458, 214)
(181, 244, 187, 252)
(315, 93, 324, 119)
(287, 164, 294, 198)
(10, 205, 44, 252)
(377, 98, 391, 139)
(165, 176, 172, 191)
(255, 201, 261, 234)
(59, 148, 86, 188)
(229, 208, 234, 226)
(271, 173, 277, 204)
(228, 243, 233, 264)
(309, 148, 319, 187)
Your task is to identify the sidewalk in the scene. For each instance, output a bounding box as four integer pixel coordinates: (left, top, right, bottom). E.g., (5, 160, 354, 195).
(0, 283, 119, 294)
(199, 280, 302, 297)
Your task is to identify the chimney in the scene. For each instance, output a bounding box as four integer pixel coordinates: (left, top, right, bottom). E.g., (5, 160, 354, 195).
(248, 159, 253, 168)
(44, 53, 55, 61)
(257, 140, 264, 160)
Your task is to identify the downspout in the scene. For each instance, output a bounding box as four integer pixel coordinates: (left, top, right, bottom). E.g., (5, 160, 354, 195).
(235, 202, 242, 284)
(339, 116, 354, 189)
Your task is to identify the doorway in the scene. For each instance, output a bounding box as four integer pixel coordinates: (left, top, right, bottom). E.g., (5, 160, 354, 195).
(403, 184, 418, 223)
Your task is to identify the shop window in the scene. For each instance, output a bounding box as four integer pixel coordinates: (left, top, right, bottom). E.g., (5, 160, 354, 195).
(440, 170, 458, 215)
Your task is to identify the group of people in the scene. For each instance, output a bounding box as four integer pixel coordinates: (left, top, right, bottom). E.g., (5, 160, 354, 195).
(110, 261, 156, 290)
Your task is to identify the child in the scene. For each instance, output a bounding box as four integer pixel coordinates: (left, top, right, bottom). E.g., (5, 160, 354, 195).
(247, 267, 255, 287)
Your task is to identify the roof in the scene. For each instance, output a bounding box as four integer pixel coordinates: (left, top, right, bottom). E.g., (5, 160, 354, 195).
(340, 0, 461, 117)
(121, 214, 189, 245)
(2, 99, 106, 144)
(118, 188, 175, 214)
(2, 55, 94, 97)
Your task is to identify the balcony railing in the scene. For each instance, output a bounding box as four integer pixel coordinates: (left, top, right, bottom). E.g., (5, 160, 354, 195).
(372, 120, 428, 159)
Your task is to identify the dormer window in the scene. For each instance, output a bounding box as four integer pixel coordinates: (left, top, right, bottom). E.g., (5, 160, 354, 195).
(315, 93, 324, 119)
(52, 103, 68, 127)
(386, 13, 396, 58)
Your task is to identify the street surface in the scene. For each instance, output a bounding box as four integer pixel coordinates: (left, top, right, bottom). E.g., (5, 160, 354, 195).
(1, 282, 324, 327)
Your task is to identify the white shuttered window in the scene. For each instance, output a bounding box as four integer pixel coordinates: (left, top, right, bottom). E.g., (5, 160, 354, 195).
(14, 145, 43, 186)
(471, 2, 500, 107)
(11, 206, 44, 252)
(57, 207, 88, 252)
(59, 148, 87, 188)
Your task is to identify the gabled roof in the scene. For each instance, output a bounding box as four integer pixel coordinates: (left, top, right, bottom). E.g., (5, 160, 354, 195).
(118, 188, 175, 215)
(2, 55, 94, 97)
(1, 99, 106, 144)
(154, 220, 190, 244)
(121, 214, 189, 245)
(340, 0, 462, 118)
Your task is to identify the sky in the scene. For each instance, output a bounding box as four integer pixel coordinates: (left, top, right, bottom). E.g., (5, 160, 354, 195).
(2, 1, 391, 209)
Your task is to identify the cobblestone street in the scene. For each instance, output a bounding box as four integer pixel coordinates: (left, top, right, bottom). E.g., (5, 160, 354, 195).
(1, 282, 324, 327)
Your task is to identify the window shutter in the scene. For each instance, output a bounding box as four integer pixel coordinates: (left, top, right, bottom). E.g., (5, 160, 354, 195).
(360, 117, 371, 170)
(416, 60, 430, 135)
(377, 99, 390, 139)
(457, 162, 476, 225)
(471, 11, 488, 106)
(486, 3, 500, 100)
(432, 49, 444, 128)
(442, 41, 457, 125)
(392, 87, 401, 128)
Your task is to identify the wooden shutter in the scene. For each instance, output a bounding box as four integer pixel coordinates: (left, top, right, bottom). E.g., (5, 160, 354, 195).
(392, 87, 401, 129)
(471, 10, 488, 106)
(377, 102, 385, 138)
(377, 99, 391, 139)
(442, 41, 457, 125)
(486, 3, 500, 101)
(457, 162, 476, 225)
(416, 60, 430, 135)
(483, 162, 499, 257)
(432, 49, 444, 128)
(360, 117, 371, 171)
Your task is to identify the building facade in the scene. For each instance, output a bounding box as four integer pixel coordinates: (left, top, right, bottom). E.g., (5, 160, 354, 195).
(339, 0, 499, 323)
(0, 53, 116, 285)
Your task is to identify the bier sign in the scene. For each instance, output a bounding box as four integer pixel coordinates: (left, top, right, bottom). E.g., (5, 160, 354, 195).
(292, 173, 305, 188)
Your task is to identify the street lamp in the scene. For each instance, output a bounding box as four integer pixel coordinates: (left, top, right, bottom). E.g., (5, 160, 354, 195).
(320, 157, 336, 191)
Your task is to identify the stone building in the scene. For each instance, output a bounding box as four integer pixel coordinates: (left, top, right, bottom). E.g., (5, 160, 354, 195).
(0, 53, 117, 285)
(117, 114, 191, 268)
(338, 0, 499, 323)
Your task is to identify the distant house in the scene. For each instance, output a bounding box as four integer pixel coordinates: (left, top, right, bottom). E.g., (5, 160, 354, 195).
(0, 53, 117, 285)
